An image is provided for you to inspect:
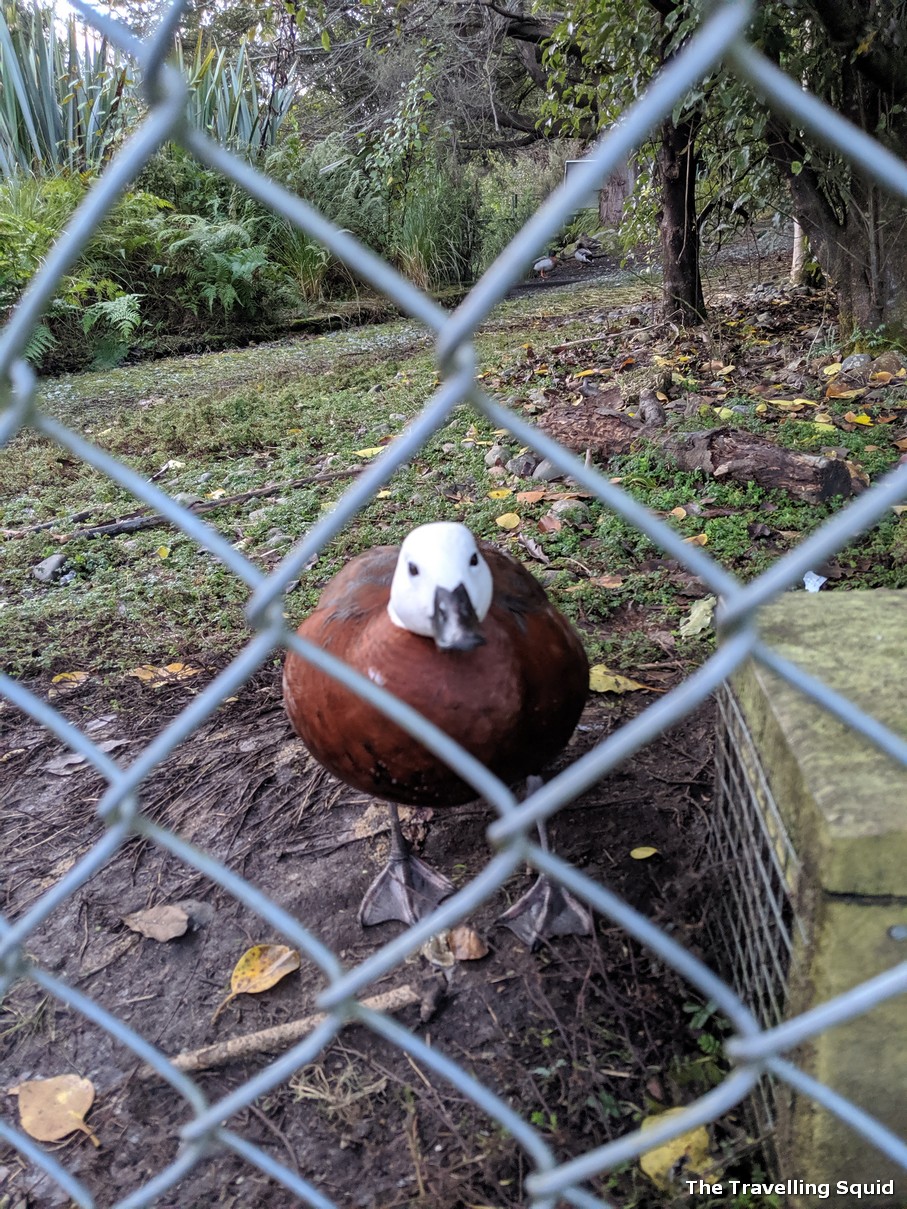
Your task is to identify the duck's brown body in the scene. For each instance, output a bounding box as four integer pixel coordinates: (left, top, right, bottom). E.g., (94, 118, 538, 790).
(283, 541, 588, 806)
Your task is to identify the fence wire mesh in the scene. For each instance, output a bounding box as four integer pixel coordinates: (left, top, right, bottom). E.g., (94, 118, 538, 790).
(1, 0, 907, 1205)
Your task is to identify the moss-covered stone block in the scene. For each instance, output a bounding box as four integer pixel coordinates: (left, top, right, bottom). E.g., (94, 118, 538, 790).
(730, 589, 907, 1207)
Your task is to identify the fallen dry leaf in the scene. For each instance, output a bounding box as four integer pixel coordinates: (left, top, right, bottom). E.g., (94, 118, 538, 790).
(639, 1108, 718, 1190)
(212, 943, 301, 1023)
(495, 512, 521, 530)
(51, 671, 89, 687)
(683, 533, 709, 547)
(515, 489, 546, 504)
(537, 514, 562, 534)
(448, 926, 489, 961)
(123, 904, 189, 942)
(843, 411, 873, 425)
(352, 446, 384, 458)
(679, 596, 717, 638)
(11, 1075, 99, 1147)
(589, 665, 653, 694)
(487, 488, 512, 499)
(127, 662, 202, 687)
(630, 846, 659, 860)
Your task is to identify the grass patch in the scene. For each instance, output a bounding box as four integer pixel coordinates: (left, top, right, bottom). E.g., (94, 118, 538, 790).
(2, 275, 904, 683)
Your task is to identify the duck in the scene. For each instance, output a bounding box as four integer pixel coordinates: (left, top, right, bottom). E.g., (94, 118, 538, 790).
(574, 247, 594, 264)
(532, 254, 560, 279)
(283, 521, 592, 947)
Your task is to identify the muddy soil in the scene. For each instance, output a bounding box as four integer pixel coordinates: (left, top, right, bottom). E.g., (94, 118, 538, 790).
(0, 662, 738, 1209)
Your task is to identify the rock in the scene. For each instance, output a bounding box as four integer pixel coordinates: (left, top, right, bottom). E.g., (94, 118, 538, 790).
(441, 443, 457, 453)
(248, 507, 271, 523)
(483, 444, 510, 468)
(869, 350, 905, 375)
(486, 465, 508, 480)
(173, 492, 202, 506)
(841, 353, 872, 373)
(530, 458, 563, 482)
(550, 499, 591, 522)
(33, 554, 66, 583)
(505, 453, 540, 477)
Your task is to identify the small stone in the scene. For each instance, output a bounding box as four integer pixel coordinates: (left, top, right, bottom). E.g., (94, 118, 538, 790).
(505, 453, 540, 477)
(484, 444, 510, 468)
(248, 507, 271, 523)
(869, 350, 905, 375)
(196, 472, 212, 484)
(173, 492, 202, 506)
(441, 443, 457, 453)
(487, 465, 507, 480)
(33, 554, 66, 583)
(550, 499, 590, 522)
(841, 353, 872, 373)
(530, 458, 563, 482)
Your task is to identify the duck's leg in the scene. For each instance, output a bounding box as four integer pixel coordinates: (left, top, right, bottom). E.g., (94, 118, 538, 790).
(358, 803, 455, 927)
(498, 779, 594, 950)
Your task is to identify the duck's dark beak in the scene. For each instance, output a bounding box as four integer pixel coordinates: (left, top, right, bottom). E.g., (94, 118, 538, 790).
(432, 584, 486, 651)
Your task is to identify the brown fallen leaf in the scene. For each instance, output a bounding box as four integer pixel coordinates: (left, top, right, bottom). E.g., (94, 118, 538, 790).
(448, 925, 489, 961)
(10, 1075, 99, 1147)
(123, 904, 190, 942)
(538, 514, 562, 534)
(565, 574, 624, 593)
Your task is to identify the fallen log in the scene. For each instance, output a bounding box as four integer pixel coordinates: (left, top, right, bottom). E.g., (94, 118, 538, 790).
(538, 396, 855, 502)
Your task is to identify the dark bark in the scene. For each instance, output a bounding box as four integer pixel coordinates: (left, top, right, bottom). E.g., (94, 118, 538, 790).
(657, 115, 706, 323)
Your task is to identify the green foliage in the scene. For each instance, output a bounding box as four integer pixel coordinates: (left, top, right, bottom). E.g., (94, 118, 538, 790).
(471, 147, 570, 272)
(0, 2, 136, 174)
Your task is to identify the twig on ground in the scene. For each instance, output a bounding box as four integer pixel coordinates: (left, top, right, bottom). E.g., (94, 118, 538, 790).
(0, 467, 361, 542)
(136, 983, 422, 1078)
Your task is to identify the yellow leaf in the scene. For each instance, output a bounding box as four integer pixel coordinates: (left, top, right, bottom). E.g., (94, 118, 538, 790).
(205, 488, 227, 499)
(51, 671, 89, 686)
(12, 1075, 99, 1147)
(353, 446, 384, 458)
(716, 364, 736, 376)
(630, 846, 659, 860)
(495, 512, 521, 530)
(639, 1109, 718, 1190)
(714, 407, 735, 420)
(376, 489, 391, 498)
(668, 506, 687, 519)
(768, 399, 803, 410)
(157, 546, 171, 559)
(127, 662, 201, 686)
(573, 367, 605, 378)
(869, 371, 894, 385)
(822, 362, 843, 376)
(589, 665, 650, 694)
(287, 428, 303, 435)
(813, 412, 835, 424)
(844, 411, 873, 425)
(655, 391, 669, 402)
(683, 533, 708, 546)
(488, 488, 513, 499)
(212, 943, 301, 1023)
(754, 402, 768, 414)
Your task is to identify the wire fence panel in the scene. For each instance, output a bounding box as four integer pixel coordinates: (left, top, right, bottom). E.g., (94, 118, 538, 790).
(1, 0, 906, 1205)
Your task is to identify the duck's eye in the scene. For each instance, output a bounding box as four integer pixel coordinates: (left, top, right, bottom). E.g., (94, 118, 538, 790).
(469, 552, 479, 567)
(408, 561, 419, 577)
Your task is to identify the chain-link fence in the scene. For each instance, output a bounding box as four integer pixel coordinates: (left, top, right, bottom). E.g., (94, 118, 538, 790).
(2, 0, 907, 1205)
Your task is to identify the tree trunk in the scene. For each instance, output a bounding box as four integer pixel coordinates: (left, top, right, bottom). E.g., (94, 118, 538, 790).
(657, 115, 706, 323)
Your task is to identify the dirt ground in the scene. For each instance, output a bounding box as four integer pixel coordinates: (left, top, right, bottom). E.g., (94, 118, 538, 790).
(0, 657, 739, 1209)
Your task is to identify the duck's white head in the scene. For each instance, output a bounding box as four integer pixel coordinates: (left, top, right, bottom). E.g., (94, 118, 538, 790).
(388, 522, 493, 650)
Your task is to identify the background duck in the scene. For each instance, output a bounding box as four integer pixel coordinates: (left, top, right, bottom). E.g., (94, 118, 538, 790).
(283, 521, 591, 947)
(532, 254, 560, 279)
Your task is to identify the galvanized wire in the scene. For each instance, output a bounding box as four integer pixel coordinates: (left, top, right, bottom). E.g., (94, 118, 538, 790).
(1, 0, 906, 1204)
